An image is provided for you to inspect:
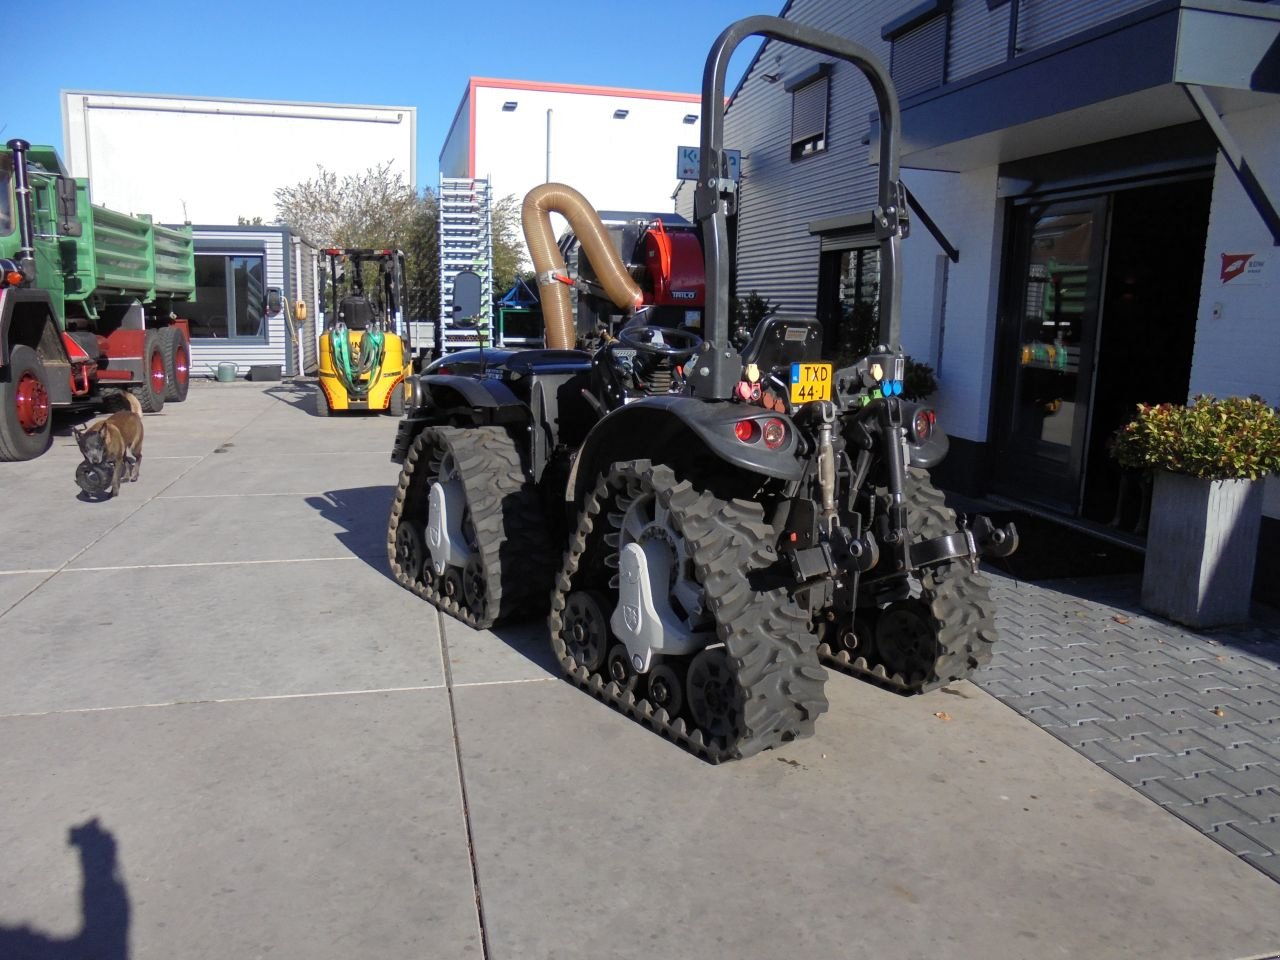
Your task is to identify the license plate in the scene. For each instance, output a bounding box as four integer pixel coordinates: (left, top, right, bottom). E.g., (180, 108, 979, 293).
(790, 362, 832, 404)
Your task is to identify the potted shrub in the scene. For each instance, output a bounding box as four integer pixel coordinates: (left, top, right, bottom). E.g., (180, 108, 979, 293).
(1110, 394, 1280, 627)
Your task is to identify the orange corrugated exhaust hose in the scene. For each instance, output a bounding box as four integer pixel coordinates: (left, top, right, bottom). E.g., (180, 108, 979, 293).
(521, 182, 643, 350)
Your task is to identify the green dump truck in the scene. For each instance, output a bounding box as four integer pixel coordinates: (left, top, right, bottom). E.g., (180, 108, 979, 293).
(1, 138, 195, 460)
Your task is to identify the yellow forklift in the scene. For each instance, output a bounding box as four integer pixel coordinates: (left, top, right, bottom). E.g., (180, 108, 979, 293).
(315, 248, 410, 416)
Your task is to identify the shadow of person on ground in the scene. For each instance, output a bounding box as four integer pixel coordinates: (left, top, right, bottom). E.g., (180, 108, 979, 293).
(0, 818, 131, 959)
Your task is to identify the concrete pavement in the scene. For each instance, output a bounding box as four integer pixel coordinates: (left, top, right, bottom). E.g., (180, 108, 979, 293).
(2, 380, 1279, 960)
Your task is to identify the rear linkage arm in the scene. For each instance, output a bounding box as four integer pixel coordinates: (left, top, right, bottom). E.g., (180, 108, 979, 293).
(785, 397, 1018, 587)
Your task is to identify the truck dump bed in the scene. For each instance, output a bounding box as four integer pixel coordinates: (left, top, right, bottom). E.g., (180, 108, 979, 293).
(78, 196, 196, 307)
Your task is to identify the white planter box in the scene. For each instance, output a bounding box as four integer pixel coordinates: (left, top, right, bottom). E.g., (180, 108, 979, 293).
(1141, 471, 1263, 628)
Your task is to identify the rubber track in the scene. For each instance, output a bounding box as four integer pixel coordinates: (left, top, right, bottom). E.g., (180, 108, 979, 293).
(819, 467, 999, 694)
(549, 460, 829, 763)
(386, 425, 552, 629)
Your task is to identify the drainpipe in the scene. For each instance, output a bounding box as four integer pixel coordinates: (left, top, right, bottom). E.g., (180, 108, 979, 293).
(294, 237, 305, 377)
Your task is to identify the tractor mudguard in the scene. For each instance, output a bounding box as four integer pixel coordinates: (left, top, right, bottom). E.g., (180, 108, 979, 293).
(909, 427, 949, 468)
(895, 398, 950, 469)
(391, 374, 530, 464)
(568, 395, 804, 504)
(420, 374, 526, 416)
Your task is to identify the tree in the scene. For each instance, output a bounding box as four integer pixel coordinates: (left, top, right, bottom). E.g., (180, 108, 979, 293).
(490, 193, 527, 297)
(274, 163, 439, 320)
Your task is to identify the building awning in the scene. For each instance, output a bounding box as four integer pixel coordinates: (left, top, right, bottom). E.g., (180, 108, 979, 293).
(872, 0, 1280, 242)
(888, 0, 1279, 172)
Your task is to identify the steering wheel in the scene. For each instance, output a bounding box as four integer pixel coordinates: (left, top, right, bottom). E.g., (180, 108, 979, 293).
(617, 324, 703, 360)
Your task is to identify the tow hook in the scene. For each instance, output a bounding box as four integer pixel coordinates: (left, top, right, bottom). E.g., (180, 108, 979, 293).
(969, 514, 1019, 561)
(906, 514, 1019, 572)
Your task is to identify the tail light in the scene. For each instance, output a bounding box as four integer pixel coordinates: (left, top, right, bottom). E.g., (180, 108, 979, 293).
(912, 408, 936, 442)
(734, 418, 787, 449)
(762, 418, 786, 449)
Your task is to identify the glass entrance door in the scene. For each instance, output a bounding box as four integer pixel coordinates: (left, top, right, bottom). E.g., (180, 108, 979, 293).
(993, 197, 1107, 510)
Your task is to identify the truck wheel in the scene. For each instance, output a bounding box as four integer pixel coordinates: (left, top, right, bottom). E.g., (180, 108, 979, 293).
(385, 425, 553, 629)
(550, 460, 828, 761)
(0, 344, 54, 461)
(314, 384, 331, 416)
(832, 467, 998, 691)
(161, 327, 190, 402)
(133, 330, 167, 413)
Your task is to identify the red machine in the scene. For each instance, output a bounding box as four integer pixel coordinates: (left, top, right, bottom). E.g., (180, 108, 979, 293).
(558, 212, 705, 340)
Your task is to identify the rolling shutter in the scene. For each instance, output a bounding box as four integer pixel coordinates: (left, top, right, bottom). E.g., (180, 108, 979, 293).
(891, 15, 949, 98)
(791, 76, 829, 146)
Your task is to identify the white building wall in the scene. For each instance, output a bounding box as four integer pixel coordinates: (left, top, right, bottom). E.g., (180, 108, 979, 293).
(898, 166, 1005, 443)
(442, 80, 701, 257)
(62, 93, 416, 225)
(439, 96, 470, 180)
(1188, 99, 1280, 518)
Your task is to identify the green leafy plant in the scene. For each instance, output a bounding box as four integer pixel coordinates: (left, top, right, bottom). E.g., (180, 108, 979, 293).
(1110, 394, 1280, 481)
(729, 291, 773, 348)
(902, 357, 938, 401)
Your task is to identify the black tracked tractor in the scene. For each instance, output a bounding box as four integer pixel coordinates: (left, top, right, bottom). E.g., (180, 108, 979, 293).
(385, 16, 1017, 762)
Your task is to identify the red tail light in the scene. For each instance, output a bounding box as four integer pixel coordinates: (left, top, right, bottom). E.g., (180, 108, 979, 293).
(734, 419, 759, 443)
(913, 408, 936, 441)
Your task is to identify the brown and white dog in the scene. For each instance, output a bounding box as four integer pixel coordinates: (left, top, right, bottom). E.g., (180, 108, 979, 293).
(74, 393, 144, 497)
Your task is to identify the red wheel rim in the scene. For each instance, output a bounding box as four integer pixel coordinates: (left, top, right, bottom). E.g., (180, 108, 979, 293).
(175, 343, 190, 386)
(150, 348, 166, 394)
(15, 372, 50, 434)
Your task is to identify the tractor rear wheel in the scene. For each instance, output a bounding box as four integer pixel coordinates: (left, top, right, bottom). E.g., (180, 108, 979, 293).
(550, 460, 828, 761)
(824, 466, 998, 692)
(161, 327, 190, 402)
(0, 344, 54, 461)
(386, 425, 553, 629)
(895, 467, 999, 685)
(133, 330, 167, 413)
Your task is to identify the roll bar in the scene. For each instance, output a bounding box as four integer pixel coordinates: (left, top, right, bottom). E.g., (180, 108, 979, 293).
(688, 16, 906, 400)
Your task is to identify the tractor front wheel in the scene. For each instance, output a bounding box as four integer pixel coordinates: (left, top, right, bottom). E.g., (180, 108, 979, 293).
(386, 425, 553, 629)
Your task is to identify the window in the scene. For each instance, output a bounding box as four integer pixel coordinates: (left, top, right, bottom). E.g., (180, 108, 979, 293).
(817, 236, 881, 364)
(188, 253, 266, 341)
(883, 0, 952, 98)
(787, 63, 831, 161)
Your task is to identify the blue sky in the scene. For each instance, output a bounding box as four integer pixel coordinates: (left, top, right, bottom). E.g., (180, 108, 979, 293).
(12, 0, 773, 190)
